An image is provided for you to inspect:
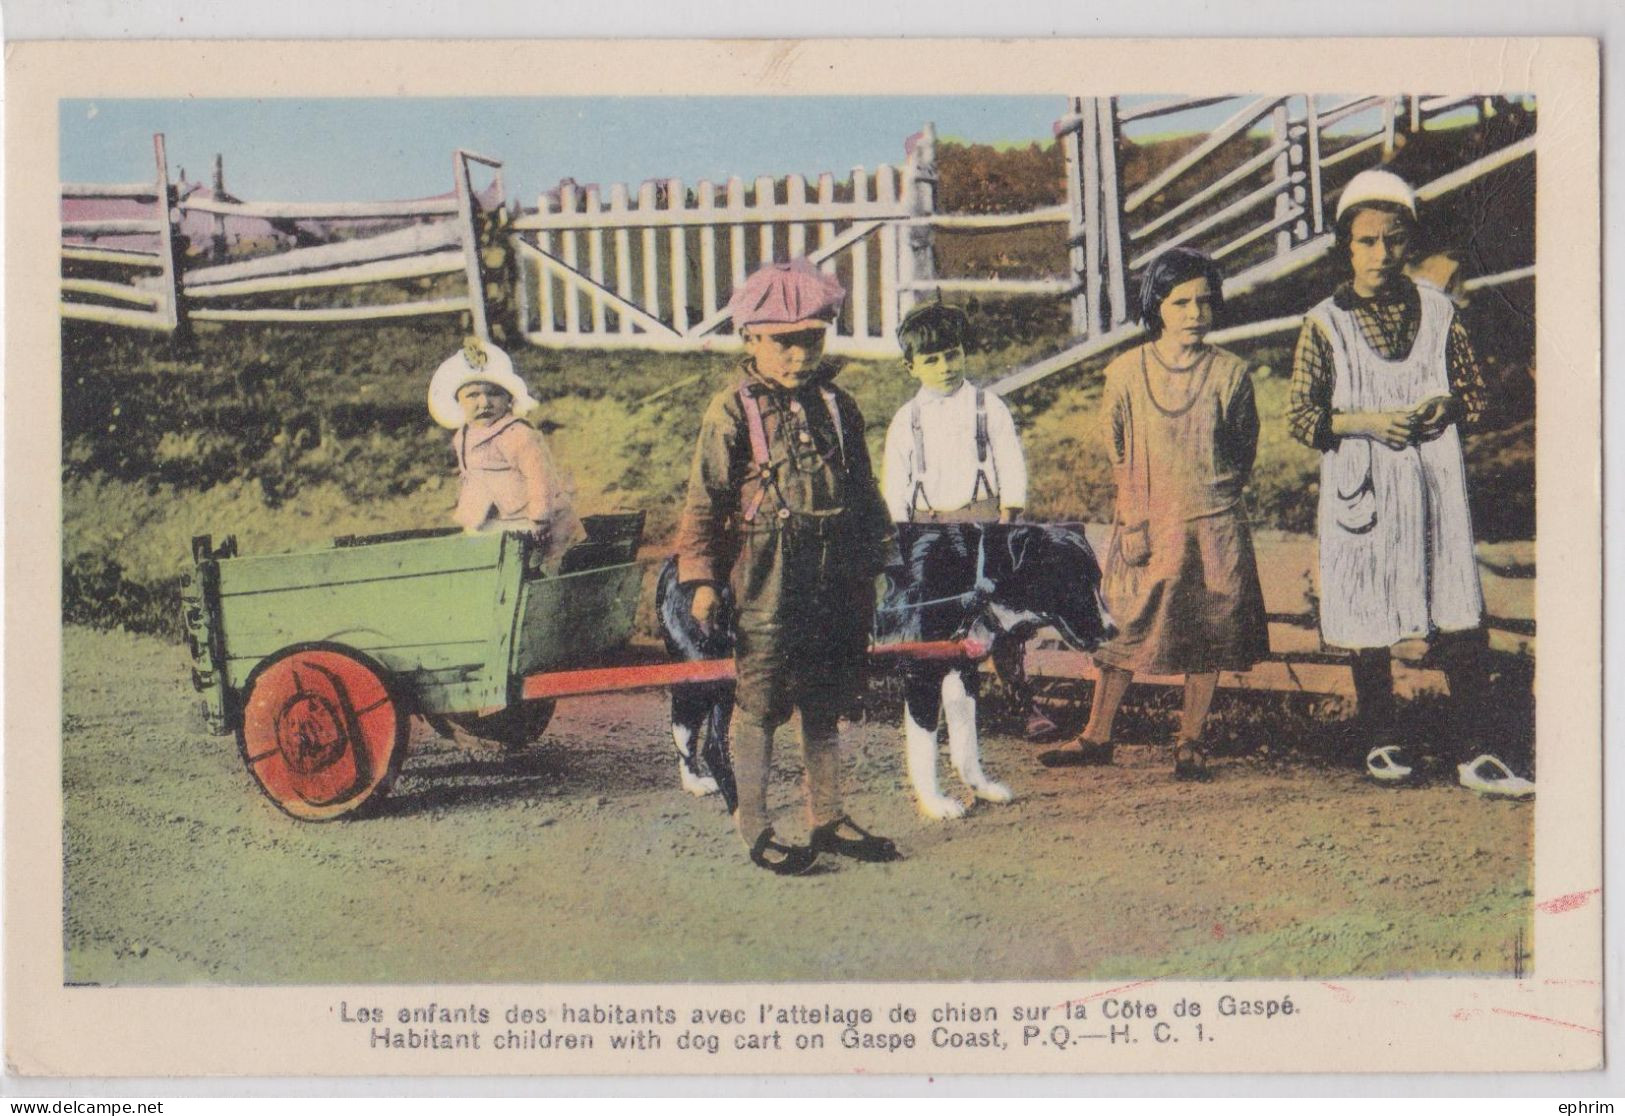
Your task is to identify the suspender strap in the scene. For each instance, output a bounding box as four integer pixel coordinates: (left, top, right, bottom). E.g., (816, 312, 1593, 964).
(737, 386, 774, 523)
(974, 388, 988, 463)
(908, 399, 931, 518)
(818, 386, 846, 467)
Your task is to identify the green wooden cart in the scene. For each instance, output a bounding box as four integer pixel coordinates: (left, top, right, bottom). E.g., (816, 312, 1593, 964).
(181, 514, 646, 820)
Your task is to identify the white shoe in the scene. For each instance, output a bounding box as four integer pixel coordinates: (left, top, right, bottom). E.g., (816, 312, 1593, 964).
(1457, 754, 1534, 799)
(1365, 744, 1413, 784)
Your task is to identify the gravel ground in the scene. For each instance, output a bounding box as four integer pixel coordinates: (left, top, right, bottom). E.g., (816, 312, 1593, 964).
(61, 625, 1533, 987)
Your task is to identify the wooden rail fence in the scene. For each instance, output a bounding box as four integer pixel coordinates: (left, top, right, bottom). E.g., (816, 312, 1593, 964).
(61, 142, 505, 339)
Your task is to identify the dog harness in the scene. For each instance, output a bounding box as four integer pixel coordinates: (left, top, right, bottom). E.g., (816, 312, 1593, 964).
(737, 383, 846, 524)
(908, 388, 993, 519)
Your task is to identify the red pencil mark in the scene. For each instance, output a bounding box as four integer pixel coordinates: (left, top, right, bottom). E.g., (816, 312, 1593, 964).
(1452, 1008, 1482, 1022)
(1321, 983, 1355, 1004)
(1537, 889, 1600, 915)
(1054, 979, 1157, 1011)
(1211, 923, 1225, 941)
(1491, 1008, 1603, 1036)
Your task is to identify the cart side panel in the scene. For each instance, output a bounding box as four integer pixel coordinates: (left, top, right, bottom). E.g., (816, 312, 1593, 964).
(512, 562, 644, 678)
(214, 533, 516, 715)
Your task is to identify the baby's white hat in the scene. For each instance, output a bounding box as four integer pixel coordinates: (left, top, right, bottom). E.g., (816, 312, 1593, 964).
(427, 338, 538, 429)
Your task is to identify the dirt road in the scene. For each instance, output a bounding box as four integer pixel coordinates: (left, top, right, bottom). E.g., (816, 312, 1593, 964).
(62, 626, 1532, 987)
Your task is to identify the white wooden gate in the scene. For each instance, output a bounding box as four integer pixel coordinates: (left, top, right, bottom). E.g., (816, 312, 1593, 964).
(511, 127, 939, 358)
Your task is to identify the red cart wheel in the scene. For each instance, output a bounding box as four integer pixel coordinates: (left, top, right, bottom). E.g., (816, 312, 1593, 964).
(237, 643, 406, 821)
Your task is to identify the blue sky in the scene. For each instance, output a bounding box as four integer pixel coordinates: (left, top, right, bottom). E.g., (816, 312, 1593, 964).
(60, 95, 1415, 205)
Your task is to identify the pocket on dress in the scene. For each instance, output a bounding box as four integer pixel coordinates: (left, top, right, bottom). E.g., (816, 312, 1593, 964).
(1116, 520, 1152, 567)
(1325, 440, 1376, 534)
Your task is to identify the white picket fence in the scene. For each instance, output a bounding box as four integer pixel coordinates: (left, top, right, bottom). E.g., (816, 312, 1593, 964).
(511, 127, 942, 357)
(60, 144, 505, 338)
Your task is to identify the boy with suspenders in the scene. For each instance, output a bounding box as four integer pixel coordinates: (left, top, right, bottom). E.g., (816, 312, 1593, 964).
(676, 259, 901, 873)
(881, 302, 1058, 740)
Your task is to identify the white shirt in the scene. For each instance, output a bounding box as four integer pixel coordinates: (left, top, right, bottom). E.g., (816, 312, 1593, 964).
(882, 381, 1028, 521)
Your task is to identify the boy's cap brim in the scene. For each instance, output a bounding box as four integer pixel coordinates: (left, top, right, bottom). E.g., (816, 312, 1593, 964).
(744, 318, 834, 336)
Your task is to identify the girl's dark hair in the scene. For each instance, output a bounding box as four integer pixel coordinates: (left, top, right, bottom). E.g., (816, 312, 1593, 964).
(1135, 247, 1226, 337)
(1333, 200, 1421, 265)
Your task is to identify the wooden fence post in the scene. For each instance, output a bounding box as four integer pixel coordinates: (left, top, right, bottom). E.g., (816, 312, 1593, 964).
(1060, 99, 1090, 338)
(669, 178, 689, 332)
(1096, 99, 1128, 328)
(559, 180, 581, 338)
(1272, 103, 1294, 258)
(901, 122, 938, 318)
(1305, 94, 1325, 235)
(453, 150, 491, 342)
(153, 133, 184, 334)
(639, 181, 660, 328)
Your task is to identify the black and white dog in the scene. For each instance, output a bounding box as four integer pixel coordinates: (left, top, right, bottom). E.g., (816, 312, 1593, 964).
(655, 522, 1114, 820)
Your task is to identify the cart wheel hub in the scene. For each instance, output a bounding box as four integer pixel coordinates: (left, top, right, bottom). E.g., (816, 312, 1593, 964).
(277, 693, 348, 775)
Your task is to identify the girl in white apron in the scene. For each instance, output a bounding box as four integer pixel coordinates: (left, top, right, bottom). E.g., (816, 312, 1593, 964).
(1288, 170, 1530, 797)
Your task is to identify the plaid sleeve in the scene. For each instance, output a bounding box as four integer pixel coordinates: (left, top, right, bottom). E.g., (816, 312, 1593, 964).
(1287, 318, 1337, 451)
(1446, 314, 1488, 429)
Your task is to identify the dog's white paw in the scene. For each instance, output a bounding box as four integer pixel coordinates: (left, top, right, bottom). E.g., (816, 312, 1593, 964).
(972, 780, 1014, 805)
(917, 793, 967, 821)
(679, 768, 720, 797)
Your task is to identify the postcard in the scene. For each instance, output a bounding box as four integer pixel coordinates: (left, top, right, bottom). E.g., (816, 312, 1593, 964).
(4, 37, 1602, 1078)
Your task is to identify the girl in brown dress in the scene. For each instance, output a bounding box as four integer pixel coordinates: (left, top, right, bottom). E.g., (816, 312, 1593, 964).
(1041, 248, 1269, 779)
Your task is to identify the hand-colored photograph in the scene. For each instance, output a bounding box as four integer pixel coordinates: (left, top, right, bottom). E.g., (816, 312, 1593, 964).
(58, 87, 1542, 988)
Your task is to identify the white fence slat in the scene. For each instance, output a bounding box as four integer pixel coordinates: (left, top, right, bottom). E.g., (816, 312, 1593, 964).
(787, 174, 807, 258)
(186, 250, 463, 298)
(1320, 131, 1388, 170)
(685, 219, 886, 341)
(817, 173, 837, 277)
(537, 192, 557, 334)
(185, 221, 464, 287)
(1211, 204, 1305, 262)
(520, 240, 679, 337)
(611, 183, 633, 334)
(755, 176, 776, 265)
(1115, 94, 1240, 124)
(60, 278, 163, 307)
(1124, 95, 1280, 214)
(1462, 265, 1535, 292)
(586, 186, 607, 334)
(698, 180, 719, 323)
(1317, 95, 1385, 129)
(920, 206, 1070, 230)
(1415, 135, 1535, 201)
(850, 167, 869, 339)
(516, 226, 533, 336)
(876, 164, 899, 343)
(191, 297, 471, 324)
(512, 199, 910, 231)
(669, 178, 689, 332)
(1273, 103, 1294, 256)
(640, 181, 660, 328)
(560, 181, 582, 337)
(61, 182, 160, 200)
(1130, 143, 1286, 244)
(60, 302, 173, 330)
(61, 245, 164, 267)
(180, 195, 459, 221)
(727, 177, 748, 293)
(64, 218, 163, 237)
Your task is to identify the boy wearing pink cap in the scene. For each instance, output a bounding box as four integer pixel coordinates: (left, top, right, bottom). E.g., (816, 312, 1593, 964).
(675, 259, 900, 873)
